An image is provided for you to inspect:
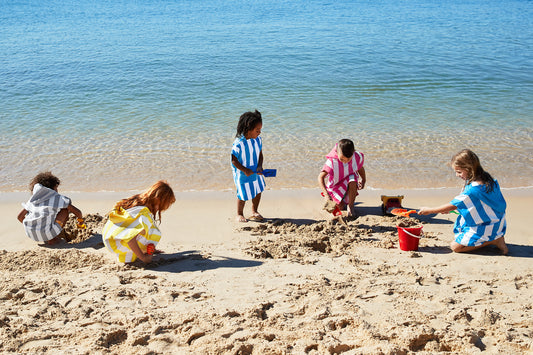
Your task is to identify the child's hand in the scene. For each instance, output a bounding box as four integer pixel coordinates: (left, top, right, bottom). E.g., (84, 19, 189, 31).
(141, 253, 153, 263)
(244, 168, 254, 177)
(418, 207, 430, 215)
(256, 167, 264, 175)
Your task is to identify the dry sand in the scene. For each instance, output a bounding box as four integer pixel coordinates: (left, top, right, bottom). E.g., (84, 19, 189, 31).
(0, 188, 532, 354)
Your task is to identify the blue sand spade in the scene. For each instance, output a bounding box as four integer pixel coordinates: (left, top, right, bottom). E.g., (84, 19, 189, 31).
(262, 169, 277, 177)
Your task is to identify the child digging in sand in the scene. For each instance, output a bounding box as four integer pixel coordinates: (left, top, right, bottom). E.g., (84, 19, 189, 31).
(231, 110, 266, 222)
(318, 139, 366, 217)
(17, 172, 85, 245)
(418, 149, 508, 254)
(102, 181, 175, 264)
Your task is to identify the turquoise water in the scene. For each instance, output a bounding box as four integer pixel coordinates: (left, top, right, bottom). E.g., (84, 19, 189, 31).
(1, 0, 532, 192)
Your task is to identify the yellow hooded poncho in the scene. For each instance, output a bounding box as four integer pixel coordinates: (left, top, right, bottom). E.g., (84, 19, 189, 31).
(102, 206, 161, 263)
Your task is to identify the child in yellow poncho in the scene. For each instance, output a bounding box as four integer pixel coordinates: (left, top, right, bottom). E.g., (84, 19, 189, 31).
(102, 181, 175, 263)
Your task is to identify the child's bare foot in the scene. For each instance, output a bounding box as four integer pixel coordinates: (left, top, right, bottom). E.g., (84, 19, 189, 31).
(347, 205, 357, 217)
(46, 236, 61, 245)
(495, 237, 508, 255)
(236, 215, 247, 223)
(248, 212, 264, 222)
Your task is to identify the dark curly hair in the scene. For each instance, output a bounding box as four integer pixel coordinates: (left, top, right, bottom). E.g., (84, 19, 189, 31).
(29, 172, 60, 192)
(236, 110, 262, 138)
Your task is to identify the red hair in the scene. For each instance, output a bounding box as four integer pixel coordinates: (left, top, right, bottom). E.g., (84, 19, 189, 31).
(115, 180, 175, 221)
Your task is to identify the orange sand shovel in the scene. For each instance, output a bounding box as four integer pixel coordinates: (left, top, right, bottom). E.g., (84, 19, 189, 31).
(146, 243, 155, 255)
(390, 208, 418, 218)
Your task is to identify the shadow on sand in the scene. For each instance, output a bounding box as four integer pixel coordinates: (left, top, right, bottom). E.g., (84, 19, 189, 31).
(410, 243, 532, 258)
(144, 250, 263, 273)
(40, 233, 105, 250)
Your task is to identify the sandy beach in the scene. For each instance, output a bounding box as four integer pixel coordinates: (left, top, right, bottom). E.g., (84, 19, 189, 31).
(0, 187, 532, 354)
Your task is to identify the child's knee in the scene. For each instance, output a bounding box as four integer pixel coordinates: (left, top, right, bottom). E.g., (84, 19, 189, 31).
(450, 241, 464, 252)
(348, 181, 358, 190)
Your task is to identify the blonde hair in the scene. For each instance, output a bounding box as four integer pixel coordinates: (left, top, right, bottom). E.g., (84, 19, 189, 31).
(115, 180, 176, 221)
(451, 149, 495, 192)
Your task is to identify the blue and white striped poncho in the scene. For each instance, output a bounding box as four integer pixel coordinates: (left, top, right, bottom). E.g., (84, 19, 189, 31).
(231, 135, 265, 201)
(450, 180, 507, 247)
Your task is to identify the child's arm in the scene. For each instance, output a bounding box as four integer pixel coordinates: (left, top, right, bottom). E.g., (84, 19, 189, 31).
(231, 154, 254, 177)
(318, 171, 331, 200)
(17, 208, 28, 223)
(67, 204, 83, 219)
(127, 234, 153, 263)
(358, 166, 366, 189)
(418, 203, 457, 215)
(256, 151, 264, 174)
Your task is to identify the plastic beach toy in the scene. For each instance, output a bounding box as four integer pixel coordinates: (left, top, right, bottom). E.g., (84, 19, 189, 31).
(320, 192, 347, 226)
(390, 208, 417, 218)
(77, 218, 86, 229)
(262, 169, 277, 177)
(397, 224, 423, 251)
(321, 193, 342, 216)
(146, 243, 155, 256)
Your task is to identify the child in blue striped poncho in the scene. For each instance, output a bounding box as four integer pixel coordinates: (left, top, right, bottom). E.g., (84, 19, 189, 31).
(231, 110, 266, 223)
(419, 149, 508, 254)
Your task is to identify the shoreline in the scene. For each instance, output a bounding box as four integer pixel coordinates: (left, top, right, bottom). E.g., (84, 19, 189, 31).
(3, 185, 533, 200)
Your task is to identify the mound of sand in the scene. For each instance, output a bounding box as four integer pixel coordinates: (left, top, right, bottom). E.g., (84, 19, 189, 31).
(62, 213, 107, 244)
(243, 215, 437, 262)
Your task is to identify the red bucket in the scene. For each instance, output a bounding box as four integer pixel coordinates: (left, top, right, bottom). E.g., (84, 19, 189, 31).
(397, 225, 423, 251)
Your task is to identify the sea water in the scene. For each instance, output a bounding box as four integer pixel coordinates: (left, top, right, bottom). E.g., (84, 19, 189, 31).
(1, 0, 532, 192)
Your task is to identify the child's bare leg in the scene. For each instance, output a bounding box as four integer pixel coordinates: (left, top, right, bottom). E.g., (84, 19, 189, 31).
(346, 181, 358, 216)
(47, 208, 69, 244)
(251, 193, 263, 219)
(55, 208, 69, 226)
(450, 237, 508, 255)
(236, 199, 247, 222)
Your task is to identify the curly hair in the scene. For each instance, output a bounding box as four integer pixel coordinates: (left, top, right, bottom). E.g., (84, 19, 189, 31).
(29, 172, 60, 192)
(114, 180, 176, 222)
(235, 110, 262, 138)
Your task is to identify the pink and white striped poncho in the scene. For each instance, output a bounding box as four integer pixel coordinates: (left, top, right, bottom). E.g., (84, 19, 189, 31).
(321, 145, 364, 204)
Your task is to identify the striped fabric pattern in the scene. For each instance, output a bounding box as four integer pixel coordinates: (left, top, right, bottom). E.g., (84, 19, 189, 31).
(102, 206, 161, 263)
(22, 184, 71, 242)
(450, 180, 507, 246)
(322, 146, 364, 204)
(231, 135, 266, 201)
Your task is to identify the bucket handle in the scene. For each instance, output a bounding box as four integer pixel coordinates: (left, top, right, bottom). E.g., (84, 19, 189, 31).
(399, 227, 423, 239)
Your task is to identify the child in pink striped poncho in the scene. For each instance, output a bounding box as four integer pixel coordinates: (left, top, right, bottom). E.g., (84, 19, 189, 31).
(318, 139, 366, 217)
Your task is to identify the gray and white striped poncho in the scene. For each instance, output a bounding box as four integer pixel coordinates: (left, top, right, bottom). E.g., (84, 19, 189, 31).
(22, 184, 71, 242)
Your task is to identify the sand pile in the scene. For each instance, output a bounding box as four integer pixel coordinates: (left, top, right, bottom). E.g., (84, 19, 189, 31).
(243, 215, 437, 262)
(62, 213, 107, 243)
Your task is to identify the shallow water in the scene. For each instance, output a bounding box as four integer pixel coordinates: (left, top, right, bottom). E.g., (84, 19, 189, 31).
(1, 0, 532, 192)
